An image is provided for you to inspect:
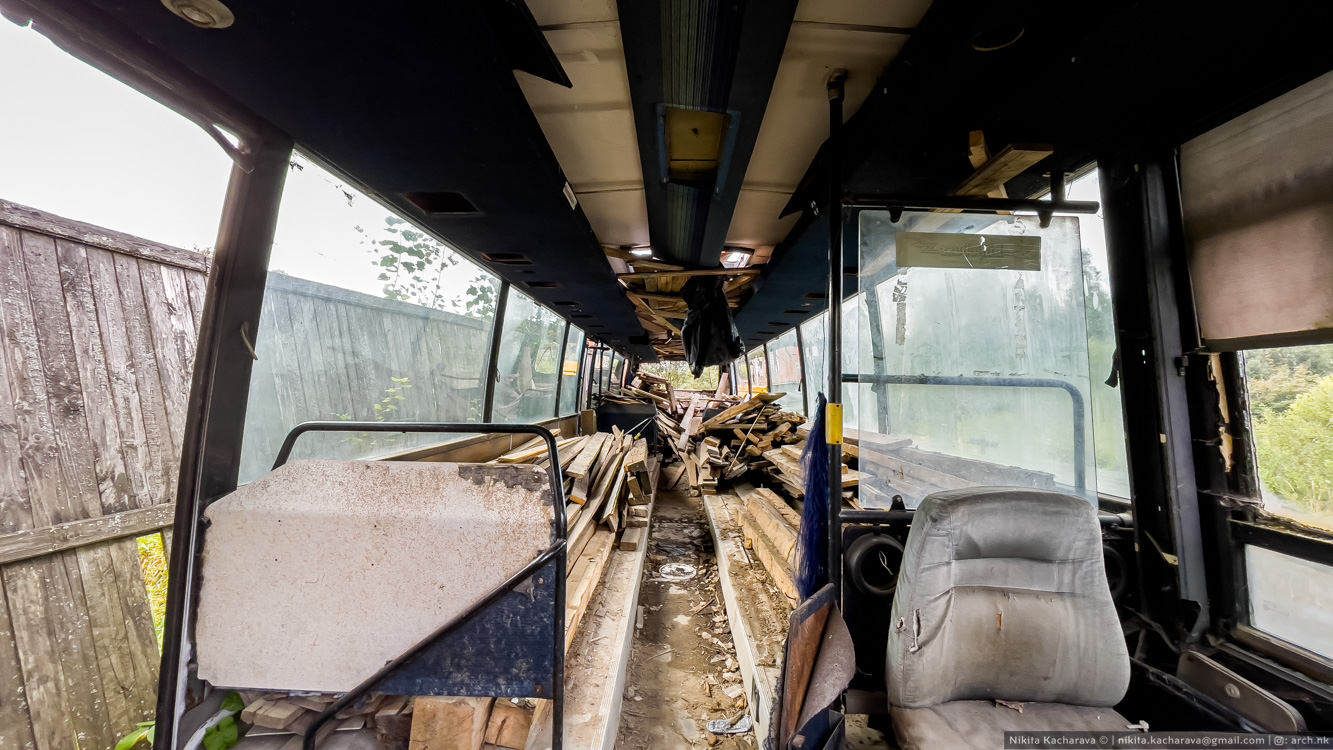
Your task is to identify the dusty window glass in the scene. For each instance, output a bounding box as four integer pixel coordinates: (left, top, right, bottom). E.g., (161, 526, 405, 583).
(766, 329, 805, 415)
(1068, 170, 1130, 497)
(801, 296, 870, 429)
(748, 349, 769, 392)
(1246, 545, 1333, 658)
(559, 327, 584, 415)
(493, 289, 564, 423)
(1243, 343, 1333, 532)
(736, 358, 751, 396)
(855, 210, 1098, 506)
(239, 154, 500, 482)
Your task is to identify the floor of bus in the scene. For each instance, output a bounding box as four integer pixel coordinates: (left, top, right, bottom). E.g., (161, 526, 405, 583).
(614, 481, 757, 749)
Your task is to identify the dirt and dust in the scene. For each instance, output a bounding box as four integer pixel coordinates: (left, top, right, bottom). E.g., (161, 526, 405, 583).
(616, 482, 756, 750)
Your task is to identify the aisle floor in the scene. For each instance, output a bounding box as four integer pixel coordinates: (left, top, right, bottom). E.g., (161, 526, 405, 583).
(614, 483, 757, 750)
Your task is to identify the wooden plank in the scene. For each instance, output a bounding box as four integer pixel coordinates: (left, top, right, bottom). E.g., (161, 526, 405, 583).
(22, 230, 146, 742)
(137, 261, 197, 469)
(410, 697, 494, 750)
(619, 526, 645, 551)
(0, 227, 85, 750)
(483, 700, 533, 749)
(579, 409, 597, 436)
(952, 143, 1053, 198)
(85, 247, 155, 510)
(753, 488, 802, 529)
(624, 438, 648, 473)
(740, 509, 798, 602)
(616, 268, 760, 282)
(0, 504, 175, 566)
(0, 580, 36, 750)
(697, 393, 782, 432)
(746, 493, 798, 563)
(565, 432, 607, 479)
(565, 529, 616, 653)
(55, 240, 134, 515)
(112, 253, 176, 507)
(0, 198, 210, 273)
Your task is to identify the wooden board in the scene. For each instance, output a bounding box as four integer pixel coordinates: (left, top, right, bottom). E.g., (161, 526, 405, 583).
(410, 696, 494, 750)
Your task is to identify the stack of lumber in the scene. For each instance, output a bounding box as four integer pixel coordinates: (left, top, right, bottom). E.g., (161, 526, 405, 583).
(655, 392, 806, 495)
(735, 487, 803, 603)
(760, 441, 866, 502)
(230, 428, 661, 750)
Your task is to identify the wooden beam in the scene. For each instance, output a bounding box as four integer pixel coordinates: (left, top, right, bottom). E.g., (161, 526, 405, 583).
(617, 268, 761, 282)
(0, 503, 175, 566)
(410, 696, 494, 750)
(952, 143, 1052, 198)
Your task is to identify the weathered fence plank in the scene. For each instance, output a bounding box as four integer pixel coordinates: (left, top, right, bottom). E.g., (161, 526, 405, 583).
(0, 504, 175, 566)
(0, 209, 203, 750)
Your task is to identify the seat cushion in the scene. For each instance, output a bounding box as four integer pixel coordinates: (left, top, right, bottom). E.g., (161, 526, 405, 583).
(892, 700, 1128, 750)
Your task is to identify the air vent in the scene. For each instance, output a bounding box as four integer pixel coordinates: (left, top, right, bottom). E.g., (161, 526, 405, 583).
(768, 322, 787, 327)
(660, 105, 733, 190)
(402, 191, 480, 215)
(553, 300, 577, 306)
(525, 281, 561, 289)
(784, 310, 807, 315)
(804, 292, 826, 300)
(572, 314, 593, 319)
(481, 253, 531, 265)
(756, 331, 774, 336)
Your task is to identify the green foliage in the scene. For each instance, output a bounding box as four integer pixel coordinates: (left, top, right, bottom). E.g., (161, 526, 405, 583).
(462, 275, 499, 322)
(1245, 346, 1333, 417)
(115, 723, 154, 750)
(1253, 375, 1333, 521)
(641, 361, 720, 391)
(221, 691, 245, 713)
(203, 716, 239, 750)
(360, 217, 462, 309)
(135, 533, 168, 651)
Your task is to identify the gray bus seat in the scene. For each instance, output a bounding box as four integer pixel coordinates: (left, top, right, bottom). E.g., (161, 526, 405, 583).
(885, 487, 1131, 749)
(194, 459, 555, 693)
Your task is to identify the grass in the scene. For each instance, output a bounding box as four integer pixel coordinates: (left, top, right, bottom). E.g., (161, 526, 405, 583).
(136, 533, 169, 651)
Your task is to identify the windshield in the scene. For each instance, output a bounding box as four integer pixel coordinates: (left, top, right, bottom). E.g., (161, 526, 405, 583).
(854, 209, 1099, 505)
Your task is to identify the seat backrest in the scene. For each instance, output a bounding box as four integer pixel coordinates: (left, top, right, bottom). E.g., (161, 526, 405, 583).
(886, 487, 1130, 708)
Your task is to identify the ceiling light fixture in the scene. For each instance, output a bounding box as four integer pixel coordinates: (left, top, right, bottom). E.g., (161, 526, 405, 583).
(161, 0, 234, 28)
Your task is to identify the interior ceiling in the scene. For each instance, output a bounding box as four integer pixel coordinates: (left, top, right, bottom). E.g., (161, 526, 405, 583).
(13, 0, 1333, 365)
(5, 0, 659, 360)
(733, 0, 1333, 350)
(516, 0, 931, 359)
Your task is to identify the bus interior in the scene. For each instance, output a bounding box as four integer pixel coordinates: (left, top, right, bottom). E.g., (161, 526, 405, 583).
(4, 0, 1333, 748)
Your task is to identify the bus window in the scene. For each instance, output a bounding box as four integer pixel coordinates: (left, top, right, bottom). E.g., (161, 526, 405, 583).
(558, 326, 584, 416)
(237, 154, 501, 482)
(492, 289, 565, 423)
(1067, 169, 1130, 497)
(855, 210, 1100, 504)
(766, 329, 805, 414)
(1246, 545, 1333, 659)
(748, 348, 769, 393)
(1242, 344, 1333, 532)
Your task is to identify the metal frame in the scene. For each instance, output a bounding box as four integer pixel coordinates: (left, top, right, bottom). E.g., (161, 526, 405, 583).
(271, 421, 567, 750)
(156, 129, 293, 750)
(826, 73, 847, 598)
(553, 321, 571, 418)
(481, 281, 513, 422)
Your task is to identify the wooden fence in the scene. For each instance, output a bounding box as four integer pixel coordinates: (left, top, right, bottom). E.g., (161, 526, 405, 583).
(0, 199, 207, 750)
(0, 199, 510, 749)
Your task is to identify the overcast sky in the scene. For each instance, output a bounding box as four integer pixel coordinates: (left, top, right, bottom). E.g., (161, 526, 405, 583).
(0, 19, 487, 309)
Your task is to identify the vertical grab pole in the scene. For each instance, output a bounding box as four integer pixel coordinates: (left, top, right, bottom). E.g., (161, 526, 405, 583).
(826, 71, 847, 600)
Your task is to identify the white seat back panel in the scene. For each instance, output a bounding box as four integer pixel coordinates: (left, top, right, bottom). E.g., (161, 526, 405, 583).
(195, 459, 555, 692)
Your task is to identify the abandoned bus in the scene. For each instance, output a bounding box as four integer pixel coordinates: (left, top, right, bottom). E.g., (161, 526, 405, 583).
(2, 0, 1333, 748)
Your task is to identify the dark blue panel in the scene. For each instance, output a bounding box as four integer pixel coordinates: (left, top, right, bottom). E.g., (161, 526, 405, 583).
(378, 556, 559, 699)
